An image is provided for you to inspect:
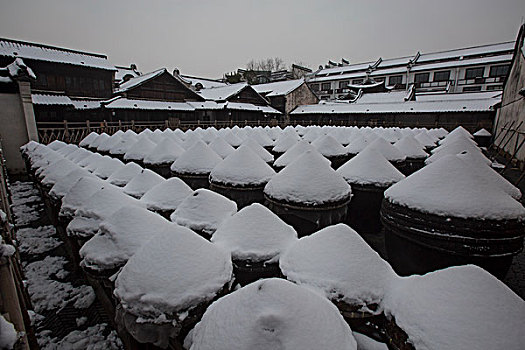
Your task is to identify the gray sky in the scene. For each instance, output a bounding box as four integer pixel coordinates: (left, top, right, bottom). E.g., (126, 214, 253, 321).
(1, 0, 524, 79)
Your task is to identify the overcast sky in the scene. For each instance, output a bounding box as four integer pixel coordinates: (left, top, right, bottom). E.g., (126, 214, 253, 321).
(1, 0, 524, 79)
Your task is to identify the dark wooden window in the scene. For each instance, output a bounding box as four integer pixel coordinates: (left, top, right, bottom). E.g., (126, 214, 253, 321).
(37, 73, 47, 87)
(388, 75, 403, 85)
(486, 84, 503, 90)
(321, 83, 331, 91)
(433, 70, 450, 82)
(310, 83, 319, 91)
(339, 81, 349, 89)
(65, 76, 72, 89)
(465, 67, 484, 79)
(414, 73, 430, 83)
(463, 86, 482, 92)
(489, 64, 510, 77)
(352, 79, 363, 84)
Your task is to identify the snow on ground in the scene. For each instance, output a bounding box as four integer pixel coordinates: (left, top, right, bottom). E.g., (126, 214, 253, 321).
(9, 180, 123, 349)
(38, 323, 122, 350)
(16, 225, 61, 255)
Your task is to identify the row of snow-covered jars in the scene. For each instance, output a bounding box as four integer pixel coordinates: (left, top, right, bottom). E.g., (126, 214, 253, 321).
(381, 136, 524, 279)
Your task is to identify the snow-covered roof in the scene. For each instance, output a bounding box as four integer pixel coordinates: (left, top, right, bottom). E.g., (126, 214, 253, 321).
(415, 91, 502, 102)
(115, 68, 166, 93)
(0, 38, 115, 70)
(355, 90, 413, 104)
(114, 66, 140, 82)
(196, 83, 248, 101)
(415, 41, 515, 63)
(70, 99, 103, 110)
(411, 53, 513, 72)
(31, 93, 73, 106)
(252, 79, 305, 97)
(224, 102, 282, 114)
(181, 74, 227, 89)
(103, 97, 195, 111)
(310, 41, 513, 82)
(292, 94, 501, 115)
(186, 101, 224, 110)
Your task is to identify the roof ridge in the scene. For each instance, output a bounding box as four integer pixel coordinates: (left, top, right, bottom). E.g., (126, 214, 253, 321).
(0, 37, 108, 59)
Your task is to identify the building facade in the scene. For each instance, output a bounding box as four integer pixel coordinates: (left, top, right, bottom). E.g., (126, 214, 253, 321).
(493, 24, 525, 166)
(308, 42, 514, 100)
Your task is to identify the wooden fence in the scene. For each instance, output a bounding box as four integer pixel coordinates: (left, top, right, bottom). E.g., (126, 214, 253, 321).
(36, 118, 488, 145)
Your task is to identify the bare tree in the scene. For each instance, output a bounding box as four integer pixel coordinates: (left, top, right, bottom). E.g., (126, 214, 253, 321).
(245, 58, 287, 72)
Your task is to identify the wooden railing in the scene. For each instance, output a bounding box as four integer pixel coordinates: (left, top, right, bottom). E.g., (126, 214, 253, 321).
(36, 118, 489, 145)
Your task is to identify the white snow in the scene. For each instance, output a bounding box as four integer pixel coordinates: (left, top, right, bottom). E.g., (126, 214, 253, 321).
(382, 265, 525, 350)
(143, 137, 185, 165)
(210, 145, 276, 186)
(0, 314, 18, 349)
(16, 226, 60, 255)
(170, 189, 237, 235)
(394, 136, 428, 159)
(59, 177, 106, 219)
(38, 323, 122, 350)
(272, 132, 300, 153)
(40, 158, 80, 187)
(88, 133, 110, 150)
(219, 129, 243, 147)
(50, 168, 94, 200)
(458, 152, 522, 200)
(241, 138, 275, 163)
(414, 131, 436, 148)
(80, 206, 176, 272)
(170, 140, 222, 175)
(123, 137, 156, 162)
(0, 209, 7, 223)
(79, 132, 99, 148)
(337, 148, 405, 187)
(122, 169, 165, 198)
(273, 140, 320, 168)
(353, 332, 388, 350)
(280, 224, 396, 311)
(188, 278, 357, 350)
(114, 226, 233, 319)
(365, 137, 406, 162)
(473, 128, 492, 137)
(140, 177, 193, 212)
(345, 134, 373, 154)
(311, 134, 349, 157)
(92, 156, 125, 180)
(107, 162, 143, 187)
(208, 136, 236, 159)
(264, 150, 351, 205)
(75, 184, 145, 221)
(385, 155, 525, 220)
(211, 203, 298, 262)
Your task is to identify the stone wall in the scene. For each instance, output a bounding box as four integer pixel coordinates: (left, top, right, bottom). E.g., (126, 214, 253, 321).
(0, 92, 29, 174)
(285, 83, 319, 117)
